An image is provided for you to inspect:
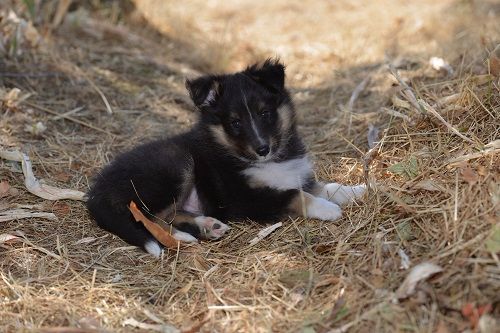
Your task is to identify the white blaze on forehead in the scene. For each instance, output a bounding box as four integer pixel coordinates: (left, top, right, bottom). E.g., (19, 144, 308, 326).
(242, 156, 313, 190)
(241, 90, 265, 145)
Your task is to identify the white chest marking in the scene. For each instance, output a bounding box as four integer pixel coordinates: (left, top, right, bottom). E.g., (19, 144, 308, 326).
(242, 156, 313, 191)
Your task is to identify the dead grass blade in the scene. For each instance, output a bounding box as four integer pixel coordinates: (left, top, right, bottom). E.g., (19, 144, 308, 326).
(248, 222, 282, 246)
(0, 148, 86, 200)
(0, 209, 58, 222)
(394, 262, 443, 301)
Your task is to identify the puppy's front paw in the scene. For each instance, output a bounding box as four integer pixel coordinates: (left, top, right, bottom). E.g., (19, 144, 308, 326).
(322, 183, 367, 205)
(306, 197, 342, 221)
(194, 216, 231, 240)
(172, 229, 199, 243)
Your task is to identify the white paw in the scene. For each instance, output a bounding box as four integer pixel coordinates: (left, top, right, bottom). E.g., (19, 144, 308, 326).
(172, 229, 199, 243)
(321, 183, 367, 205)
(194, 216, 231, 240)
(144, 239, 162, 258)
(306, 197, 342, 221)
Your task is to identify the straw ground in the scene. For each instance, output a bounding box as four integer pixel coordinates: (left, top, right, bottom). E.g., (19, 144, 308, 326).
(1, 0, 499, 332)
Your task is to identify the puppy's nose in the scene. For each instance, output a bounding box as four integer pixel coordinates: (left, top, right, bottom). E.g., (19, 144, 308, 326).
(256, 145, 270, 157)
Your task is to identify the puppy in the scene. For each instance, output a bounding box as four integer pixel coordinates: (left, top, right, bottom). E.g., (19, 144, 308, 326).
(86, 59, 366, 257)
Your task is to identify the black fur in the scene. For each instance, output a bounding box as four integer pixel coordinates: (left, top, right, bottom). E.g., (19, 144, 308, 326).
(86, 59, 314, 252)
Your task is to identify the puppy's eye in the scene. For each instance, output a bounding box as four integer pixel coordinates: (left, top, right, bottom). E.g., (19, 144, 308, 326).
(231, 119, 241, 129)
(259, 110, 271, 118)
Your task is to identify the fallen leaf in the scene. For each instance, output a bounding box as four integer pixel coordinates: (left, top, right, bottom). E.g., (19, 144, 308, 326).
(129, 201, 179, 249)
(0, 209, 58, 222)
(485, 224, 500, 253)
(471, 74, 494, 86)
(0, 233, 20, 244)
(52, 202, 71, 217)
(249, 222, 282, 245)
(461, 167, 479, 184)
(367, 124, 380, 149)
(412, 179, 445, 192)
(73, 237, 97, 245)
(0, 181, 10, 197)
(395, 262, 442, 301)
(388, 156, 419, 179)
(396, 221, 414, 241)
(0, 149, 85, 201)
(462, 303, 493, 330)
(21, 153, 85, 200)
(0, 181, 19, 197)
(391, 95, 411, 109)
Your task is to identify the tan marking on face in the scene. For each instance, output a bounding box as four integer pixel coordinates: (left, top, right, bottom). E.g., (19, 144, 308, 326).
(209, 125, 232, 149)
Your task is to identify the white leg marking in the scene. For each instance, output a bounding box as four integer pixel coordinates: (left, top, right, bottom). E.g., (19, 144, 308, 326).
(306, 197, 342, 221)
(194, 216, 231, 240)
(172, 229, 199, 243)
(144, 239, 162, 258)
(320, 183, 367, 205)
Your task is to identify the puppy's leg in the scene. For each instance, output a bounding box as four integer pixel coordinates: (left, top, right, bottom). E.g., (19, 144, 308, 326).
(289, 190, 342, 221)
(310, 182, 366, 206)
(87, 197, 163, 257)
(168, 212, 230, 241)
(86, 142, 196, 257)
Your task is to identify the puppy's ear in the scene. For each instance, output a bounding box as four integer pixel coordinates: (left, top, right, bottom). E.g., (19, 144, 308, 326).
(245, 58, 285, 93)
(185, 75, 221, 109)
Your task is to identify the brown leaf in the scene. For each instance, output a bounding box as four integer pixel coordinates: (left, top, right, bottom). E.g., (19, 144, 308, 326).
(129, 201, 179, 249)
(412, 179, 444, 192)
(0, 233, 20, 244)
(0, 180, 11, 197)
(52, 202, 71, 217)
(461, 167, 479, 184)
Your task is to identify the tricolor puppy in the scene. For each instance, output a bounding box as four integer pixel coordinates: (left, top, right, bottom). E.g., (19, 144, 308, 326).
(86, 59, 366, 257)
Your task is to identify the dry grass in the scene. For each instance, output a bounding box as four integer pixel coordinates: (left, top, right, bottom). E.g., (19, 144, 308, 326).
(1, 0, 499, 332)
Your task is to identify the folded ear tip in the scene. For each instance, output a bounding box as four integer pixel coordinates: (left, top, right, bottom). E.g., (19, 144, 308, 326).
(185, 75, 221, 108)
